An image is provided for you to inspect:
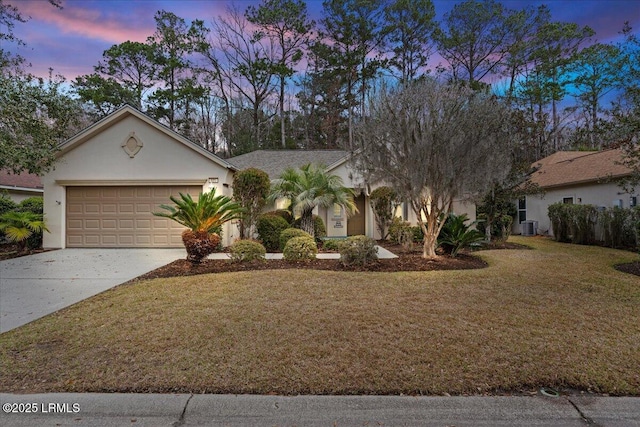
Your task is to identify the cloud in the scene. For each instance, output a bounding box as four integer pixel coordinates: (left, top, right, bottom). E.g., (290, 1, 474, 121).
(18, 0, 154, 44)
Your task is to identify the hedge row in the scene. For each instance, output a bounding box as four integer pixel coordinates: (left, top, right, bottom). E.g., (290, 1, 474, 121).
(548, 203, 640, 249)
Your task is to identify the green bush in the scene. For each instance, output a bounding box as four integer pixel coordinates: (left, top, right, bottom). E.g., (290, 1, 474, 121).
(369, 186, 401, 240)
(229, 239, 266, 263)
(264, 209, 293, 224)
(548, 203, 571, 243)
(256, 214, 290, 252)
(548, 203, 597, 245)
(17, 197, 43, 214)
(279, 228, 311, 251)
(599, 206, 638, 249)
(388, 217, 413, 248)
(339, 235, 378, 267)
(477, 213, 514, 242)
(410, 225, 424, 243)
(233, 168, 271, 239)
(437, 213, 484, 257)
(0, 211, 48, 251)
(283, 235, 317, 261)
(0, 193, 17, 215)
(322, 238, 343, 251)
(293, 214, 326, 242)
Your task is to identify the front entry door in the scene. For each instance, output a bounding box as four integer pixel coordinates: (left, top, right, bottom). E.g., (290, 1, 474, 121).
(347, 194, 366, 236)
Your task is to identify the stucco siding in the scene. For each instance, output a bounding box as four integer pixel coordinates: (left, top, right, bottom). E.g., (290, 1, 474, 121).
(522, 181, 636, 236)
(43, 114, 233, 248)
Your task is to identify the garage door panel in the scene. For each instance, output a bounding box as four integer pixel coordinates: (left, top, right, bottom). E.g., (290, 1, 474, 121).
(118, 204, 134, 213)
(136, 188, 151, 198)
(102, 219, 117, 229)
(118, 219, 134, 229)
(66, 186, 200, 247)
(136, 204, 152, 213)
(136, 219, 151, 229)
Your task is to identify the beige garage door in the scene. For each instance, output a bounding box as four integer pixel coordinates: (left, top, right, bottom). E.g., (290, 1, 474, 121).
(66, 186, 201, 248)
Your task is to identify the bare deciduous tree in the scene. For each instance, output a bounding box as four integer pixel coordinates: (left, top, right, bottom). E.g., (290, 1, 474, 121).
(353, 79, 514, 258)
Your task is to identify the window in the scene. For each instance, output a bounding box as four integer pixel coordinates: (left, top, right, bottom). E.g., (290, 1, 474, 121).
(562, 197, 574, 204)
(333, 204, 342, 218)
(631, 196, 638, 208)
(518, 198, 526, 224)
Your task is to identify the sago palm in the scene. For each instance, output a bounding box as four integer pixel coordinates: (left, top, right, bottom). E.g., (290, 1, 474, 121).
(154, 190, 244, 263)
(269, 163, 357, 238)
(0, 211, 49, 252)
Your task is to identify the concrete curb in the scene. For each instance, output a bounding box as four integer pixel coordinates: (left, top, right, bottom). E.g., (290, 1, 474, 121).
(1, 394, 638, 426)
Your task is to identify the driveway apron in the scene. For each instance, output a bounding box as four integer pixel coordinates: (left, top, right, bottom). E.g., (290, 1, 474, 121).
(0, 248, 184, 333)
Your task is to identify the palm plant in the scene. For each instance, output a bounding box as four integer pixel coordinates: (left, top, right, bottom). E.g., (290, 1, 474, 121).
(154, 190, 244, 263)
(0, 211, 49, 252)
(269, 164, 357, 238)
(437, 213, 485, 258)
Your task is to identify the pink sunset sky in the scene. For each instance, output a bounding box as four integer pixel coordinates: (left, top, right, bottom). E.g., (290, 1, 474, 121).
(7, 0, 640, 80)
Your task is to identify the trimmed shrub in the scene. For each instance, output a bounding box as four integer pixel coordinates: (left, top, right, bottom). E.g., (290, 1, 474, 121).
(369, 186, 401, 240)
(410, 225, 424, 243)
(17, 197, 43, 214)
(0, 193, 17, 215)
(264, 209, 293, 224)
(293, 214, 326, 242)
(322, 238, 343, 251)
(233, 168, 270, 239)
(279, 228, 311, 251)
(599, 206, 638, 249)
(256, 214, 290, 252)
(339, 235, 378, 267)
(389, 216, 413, 248)
(229, 239, 266, 263)
(283, 235, 317, 261)
(548, 203, 571, 243)
(548, 203, 597, 245)
(477, 213, 514, 242)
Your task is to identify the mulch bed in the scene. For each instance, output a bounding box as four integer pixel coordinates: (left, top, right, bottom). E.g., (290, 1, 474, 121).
(0, 243, 50, 261)
(132, 252, 488, 281)
(615, 261, 640, 277)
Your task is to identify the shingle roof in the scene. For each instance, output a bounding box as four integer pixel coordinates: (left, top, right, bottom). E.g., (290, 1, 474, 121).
(228, 150, 349, 178)
(529, 148, 631, 189)
(0, 170, 43, 189)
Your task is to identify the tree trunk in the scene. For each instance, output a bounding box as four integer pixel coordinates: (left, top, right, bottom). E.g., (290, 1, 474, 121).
(422, 232, 438, 259)
(485, 218, 492, 242)
(301, 211, 315, 238)
(280, 79, 286, 148)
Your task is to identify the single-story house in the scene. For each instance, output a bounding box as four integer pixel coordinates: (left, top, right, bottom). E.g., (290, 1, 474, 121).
(42, 105, 476, 248)
(518, 148, 636, 236)
(0, 170, 43, 203)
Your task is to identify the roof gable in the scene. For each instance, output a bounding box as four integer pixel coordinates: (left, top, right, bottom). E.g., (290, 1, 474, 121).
(58, 105, 235, 171)
(529, 149, 631, 189)
(229, 150, 349, 178)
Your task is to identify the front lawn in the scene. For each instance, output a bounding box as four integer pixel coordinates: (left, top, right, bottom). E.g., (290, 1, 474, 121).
(1, 237, 639, 395)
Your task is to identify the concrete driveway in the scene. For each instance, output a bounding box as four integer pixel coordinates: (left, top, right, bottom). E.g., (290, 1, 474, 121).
(0, 248, 185, 333)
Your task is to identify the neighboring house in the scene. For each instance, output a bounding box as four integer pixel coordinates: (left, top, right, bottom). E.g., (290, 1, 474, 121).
(518, 148, 636, 236)
(43, 105, 237, 249)
(229, 150, 477, 240)
(0, 170, 43, 203)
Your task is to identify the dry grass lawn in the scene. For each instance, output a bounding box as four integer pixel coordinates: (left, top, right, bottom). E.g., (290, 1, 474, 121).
(1, 237, 639, 396)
